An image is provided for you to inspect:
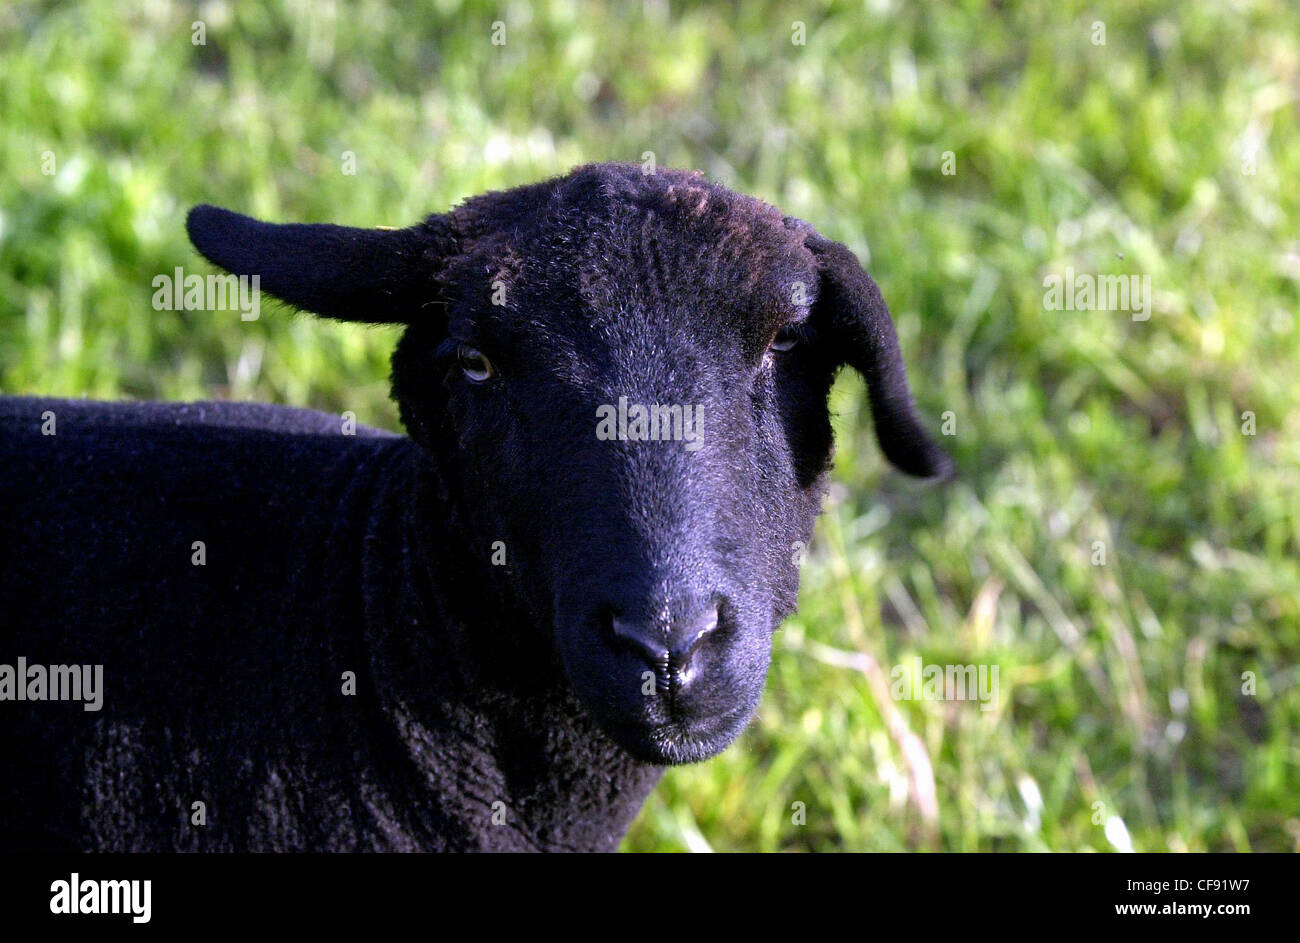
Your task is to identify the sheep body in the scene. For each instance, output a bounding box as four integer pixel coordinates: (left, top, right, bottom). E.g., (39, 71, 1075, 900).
(0, 397, 659, 851)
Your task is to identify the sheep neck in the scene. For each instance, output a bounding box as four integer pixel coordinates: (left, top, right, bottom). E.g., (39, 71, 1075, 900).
(355, 441, 663, 852)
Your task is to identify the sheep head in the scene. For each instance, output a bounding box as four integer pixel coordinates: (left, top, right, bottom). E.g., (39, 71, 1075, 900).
(187, 163, 950, 766)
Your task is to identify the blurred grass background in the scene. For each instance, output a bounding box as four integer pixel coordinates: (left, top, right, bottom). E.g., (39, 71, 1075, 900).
(2, 0, 1297, 851)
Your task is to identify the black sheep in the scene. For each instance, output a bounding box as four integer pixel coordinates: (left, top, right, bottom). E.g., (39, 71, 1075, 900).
(0, 163, 950, 851)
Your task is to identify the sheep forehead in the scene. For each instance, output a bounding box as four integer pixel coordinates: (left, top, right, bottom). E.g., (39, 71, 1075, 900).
(572, 194, 812, 317)
(458, 165, 817, 345)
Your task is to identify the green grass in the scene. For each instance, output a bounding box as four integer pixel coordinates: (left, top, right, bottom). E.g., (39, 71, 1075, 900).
(2, 0, 1297, 852)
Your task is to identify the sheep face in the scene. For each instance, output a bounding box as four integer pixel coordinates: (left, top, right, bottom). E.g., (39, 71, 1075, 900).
(398, 195, 833, 764)
(188, 163, 950, 767)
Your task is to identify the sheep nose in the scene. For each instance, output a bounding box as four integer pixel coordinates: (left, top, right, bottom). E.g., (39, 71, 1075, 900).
(610, 603, 719, 674)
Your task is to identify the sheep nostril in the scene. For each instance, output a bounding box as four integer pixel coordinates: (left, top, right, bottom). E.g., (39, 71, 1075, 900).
(610, 617, 670, 667)
(609, 602, 720, 673)
(683, 605, 719, 656)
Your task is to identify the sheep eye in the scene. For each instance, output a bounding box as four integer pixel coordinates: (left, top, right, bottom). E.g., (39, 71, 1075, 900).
(457, 345, 495, 382)
(769, 326, 800, 353)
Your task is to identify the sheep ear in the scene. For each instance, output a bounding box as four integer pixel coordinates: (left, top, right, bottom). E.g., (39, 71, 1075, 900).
(805, 232, 953, 480)
(185, 205, 451, 323)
